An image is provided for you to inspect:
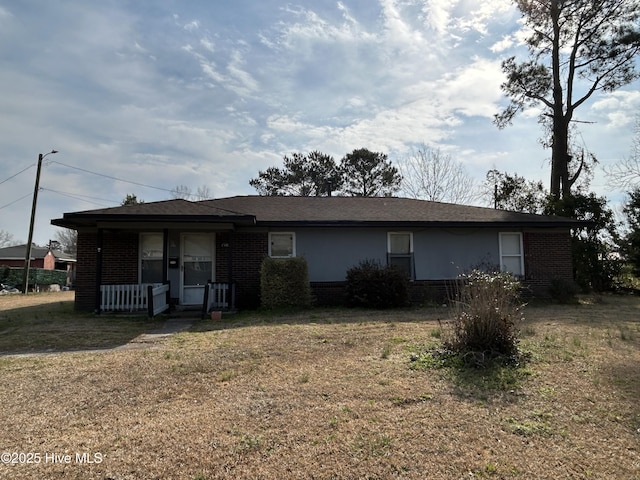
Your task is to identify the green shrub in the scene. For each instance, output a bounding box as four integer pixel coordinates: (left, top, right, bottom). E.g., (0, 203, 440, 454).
(260, 257, 312, 309)
(345, 259, 409, 309)
(443, 270, 522, 362)
(0, 267, 67, 289)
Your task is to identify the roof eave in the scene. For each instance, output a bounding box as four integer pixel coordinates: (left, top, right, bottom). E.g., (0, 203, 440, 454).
(52, 214, 257, 229)
(255, 220, 582, 228)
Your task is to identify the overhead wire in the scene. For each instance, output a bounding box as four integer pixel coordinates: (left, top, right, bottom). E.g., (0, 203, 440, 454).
(40, 188, 115, 207)
(48, 160, 178, 195)
(0, 192, 33, 210)
(1, 159, 188, 211)
(0, 163, 35, 187)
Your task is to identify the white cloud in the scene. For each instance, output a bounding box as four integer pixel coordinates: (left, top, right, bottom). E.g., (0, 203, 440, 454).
(184, 20, 200, 31)
(200, 37, 215, 53)
(490, 34, 515, 53)
(435, 57, 504, 117)
(420, 0, 452, 34)
(0, 5, 12, 19)
(591, 91, 640, 128)
(454, 0, 515, 35)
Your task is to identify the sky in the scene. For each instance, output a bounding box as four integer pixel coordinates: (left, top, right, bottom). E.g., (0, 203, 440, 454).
(1, 0, 639, 247)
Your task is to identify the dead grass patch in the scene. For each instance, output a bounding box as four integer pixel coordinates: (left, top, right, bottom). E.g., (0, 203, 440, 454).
(0, 296, 639, 478)
(0, 291, 165, 352)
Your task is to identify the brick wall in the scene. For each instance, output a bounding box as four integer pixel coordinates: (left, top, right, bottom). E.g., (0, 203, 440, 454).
(74, 230, 139, 311)
(523, 230, 573, 296)
(101, 232, 138, 284)
(75, 231, 97, 311)
(218, 232, 268, 309)
(310, 281, 348, 306)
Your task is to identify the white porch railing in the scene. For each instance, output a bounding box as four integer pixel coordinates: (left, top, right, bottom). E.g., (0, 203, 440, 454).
(100, 283, 163, 313)
(148, 283, 170, 317)
(203, 282, 235, 317)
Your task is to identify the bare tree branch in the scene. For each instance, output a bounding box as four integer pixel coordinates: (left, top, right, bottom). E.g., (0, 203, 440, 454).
(605, 117, 640, 189)
(398, 146, 479, 204)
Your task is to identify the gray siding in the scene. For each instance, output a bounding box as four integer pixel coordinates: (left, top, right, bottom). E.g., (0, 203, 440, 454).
(414, 229, 499, 279)
(289, 227, 504, 282)
(296, 228, 386, 282)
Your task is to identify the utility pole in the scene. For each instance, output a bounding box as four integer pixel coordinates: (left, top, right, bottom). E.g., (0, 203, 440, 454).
(23, 150, 58, 293)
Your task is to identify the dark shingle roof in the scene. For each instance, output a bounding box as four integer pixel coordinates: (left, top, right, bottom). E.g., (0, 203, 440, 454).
(0, 244, 76, 261)
(201, 196, 576, 226)
(52, 195, 580, 229)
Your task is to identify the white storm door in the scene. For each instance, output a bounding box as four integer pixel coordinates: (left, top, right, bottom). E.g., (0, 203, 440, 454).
(181, 234, 214, 305)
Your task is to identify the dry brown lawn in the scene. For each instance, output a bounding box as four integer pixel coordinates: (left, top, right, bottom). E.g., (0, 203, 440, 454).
(0, 294, 639, 479)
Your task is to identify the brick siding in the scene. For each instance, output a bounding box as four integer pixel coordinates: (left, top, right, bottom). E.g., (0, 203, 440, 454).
(74, 230, 139, 311)
(523, 230, 574, 296)
(74, 231, 97, 311)
(216, 231, 268, 309)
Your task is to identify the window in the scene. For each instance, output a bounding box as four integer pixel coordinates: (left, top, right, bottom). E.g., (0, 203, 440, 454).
(499, 232, 524, 276)
(269, 232, 295, 258)
(140, 233, 164, 284)
(388, 232, 414, 279)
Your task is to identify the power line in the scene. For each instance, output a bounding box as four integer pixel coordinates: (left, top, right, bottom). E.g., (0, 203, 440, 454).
(49, 160, 177, 194)
(0, 163, 35, 187)
(40, 188, 115, 207)
(0, 191, 32, 210)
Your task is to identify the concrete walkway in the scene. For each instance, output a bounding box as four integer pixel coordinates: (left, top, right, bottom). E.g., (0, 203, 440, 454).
(115, 317, 194, 350)
(1, 317, 196, 357)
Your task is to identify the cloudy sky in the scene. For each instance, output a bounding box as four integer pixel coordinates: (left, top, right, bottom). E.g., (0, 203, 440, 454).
(1, 0, 639, 246)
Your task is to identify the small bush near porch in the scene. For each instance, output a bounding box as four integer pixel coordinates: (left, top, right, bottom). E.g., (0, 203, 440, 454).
(260, 257, 312, 309)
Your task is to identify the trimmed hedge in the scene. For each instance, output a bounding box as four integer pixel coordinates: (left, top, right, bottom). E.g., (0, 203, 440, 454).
(345, 259, 409, 309)
(0, 266, 67, 289)
(260, 257, 312, 309)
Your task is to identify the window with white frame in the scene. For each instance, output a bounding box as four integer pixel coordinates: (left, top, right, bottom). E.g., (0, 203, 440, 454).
(269, 232, 295, 258)
(499, 232, 524, 276)
(140, 233, 164, 283)
(388, 232, 414, 279)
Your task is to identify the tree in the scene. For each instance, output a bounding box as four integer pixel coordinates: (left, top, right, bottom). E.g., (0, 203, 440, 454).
(622, 187, 640, 276)
(484, 167, 621, 290)
(171, 185, 192, 199)
(250, 151, 342, 196)
(605, 117, 640, 189)
(171, 184, 213, 201)
(398, 146, 478, 204)
(340, 148, 401, 197)
(54, 228, 78, 255)
(495, 0, 640, 199)
(121, 194, 143, 206)
(546, 193, 621, 291)
(485, 169, 547, 213)
(0, 230, 17, 248)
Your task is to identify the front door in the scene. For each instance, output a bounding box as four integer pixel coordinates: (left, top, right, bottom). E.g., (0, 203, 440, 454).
(181, 234, 214, 305)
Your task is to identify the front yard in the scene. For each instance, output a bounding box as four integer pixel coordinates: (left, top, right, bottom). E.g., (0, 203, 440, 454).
(0, 293, 639, 479)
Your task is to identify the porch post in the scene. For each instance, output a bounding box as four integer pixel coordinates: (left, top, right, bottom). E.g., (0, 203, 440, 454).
(162, 228, 169, 284)
(228, 232, 234, 309)
(95, 228, 103, 314)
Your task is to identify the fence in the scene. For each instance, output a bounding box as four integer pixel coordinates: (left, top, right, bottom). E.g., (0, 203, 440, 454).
(100, 283, 163, 313)
(148, 283, 170, 317)
(202, 282, 235, 318)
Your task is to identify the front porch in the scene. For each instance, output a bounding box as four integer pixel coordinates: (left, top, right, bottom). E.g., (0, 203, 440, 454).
(99, 281, 236, 317)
